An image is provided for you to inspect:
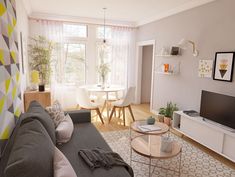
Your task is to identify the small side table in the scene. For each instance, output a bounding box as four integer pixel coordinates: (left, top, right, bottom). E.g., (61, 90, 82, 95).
(24, 90, 51, 111)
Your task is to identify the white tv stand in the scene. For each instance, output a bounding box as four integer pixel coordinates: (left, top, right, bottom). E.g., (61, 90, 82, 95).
(173, 111, 235, 162)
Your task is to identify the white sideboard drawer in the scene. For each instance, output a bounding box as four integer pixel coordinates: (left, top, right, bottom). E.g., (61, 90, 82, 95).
(180, 116, 223, 152)
(223, 134, 235, 161)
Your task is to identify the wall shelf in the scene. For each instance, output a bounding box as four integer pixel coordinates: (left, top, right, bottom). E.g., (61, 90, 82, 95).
(156, 71, 179, 75)
(155, 54, 179, 57)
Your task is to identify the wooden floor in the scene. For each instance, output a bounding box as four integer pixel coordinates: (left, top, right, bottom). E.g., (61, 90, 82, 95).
(74, 103, 235, 169)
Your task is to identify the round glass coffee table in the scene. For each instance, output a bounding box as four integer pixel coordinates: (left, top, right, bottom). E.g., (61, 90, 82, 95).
(130, 120, 169, 136)
(131, 135, 182, 177)
(129, 121, 181, 176)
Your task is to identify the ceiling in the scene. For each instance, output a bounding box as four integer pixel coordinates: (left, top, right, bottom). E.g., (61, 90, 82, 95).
(23, 0, 216, 26)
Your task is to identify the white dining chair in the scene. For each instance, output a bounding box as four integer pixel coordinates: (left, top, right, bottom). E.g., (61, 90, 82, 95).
(109, 87, 136, 126)
(76, 88, 104, 124)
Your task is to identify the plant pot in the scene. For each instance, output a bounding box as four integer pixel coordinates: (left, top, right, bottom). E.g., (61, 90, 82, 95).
(164, 117, 172, 126)
(38, 84, 45, 92)
(157, 114, 164, 122)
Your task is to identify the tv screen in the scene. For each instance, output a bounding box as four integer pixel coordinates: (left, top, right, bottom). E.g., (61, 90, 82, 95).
(200, 90, 235, 130)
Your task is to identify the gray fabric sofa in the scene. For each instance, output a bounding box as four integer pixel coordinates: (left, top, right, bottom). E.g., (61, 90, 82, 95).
(0, 101, 131, 177)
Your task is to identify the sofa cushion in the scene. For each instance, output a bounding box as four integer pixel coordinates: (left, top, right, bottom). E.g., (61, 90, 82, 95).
(54, 146, 77, 177)
(26, 101, 56, 144)
(57, 123, 131, 177)
(46, 100, 66, 127)
(56, 114, 74, 144)
(4, 118, 54, 177)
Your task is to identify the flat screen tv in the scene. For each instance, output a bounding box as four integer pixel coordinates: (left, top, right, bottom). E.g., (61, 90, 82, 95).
(200, 90, 235, 130)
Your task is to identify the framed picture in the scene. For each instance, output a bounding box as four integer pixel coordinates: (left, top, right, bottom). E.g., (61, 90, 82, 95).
(213, 52, 235, 82)
(198, 60, 213, 78)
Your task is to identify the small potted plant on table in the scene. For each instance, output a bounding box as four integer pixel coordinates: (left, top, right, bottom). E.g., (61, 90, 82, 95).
(159, 102, 178, 126)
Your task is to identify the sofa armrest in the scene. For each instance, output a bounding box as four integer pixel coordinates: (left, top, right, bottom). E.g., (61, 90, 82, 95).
(65, 110, 91, 124)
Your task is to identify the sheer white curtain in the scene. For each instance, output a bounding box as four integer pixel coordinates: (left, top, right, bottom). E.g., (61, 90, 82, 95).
(30, 20, 77, 108)
(109, 27, 135, 88)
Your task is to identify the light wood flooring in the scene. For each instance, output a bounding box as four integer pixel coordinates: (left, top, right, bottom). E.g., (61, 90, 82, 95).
(72, 103, 235, 169)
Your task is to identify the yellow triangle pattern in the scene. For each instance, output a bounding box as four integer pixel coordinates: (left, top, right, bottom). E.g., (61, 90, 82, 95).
(1, 126, 10, 139)
(10, 51, 16, 63)
(14, 107, 21, 118)
(0, 3, 6, 16)
(13, 18, 17, 27)
(0, 49, 4, 65)
(16, 73, 20, 83)
(0, 97, 5, 114)
(8, 24, 14, 37)
(12, 86, 17, 99)
(5, 78, 11, 93)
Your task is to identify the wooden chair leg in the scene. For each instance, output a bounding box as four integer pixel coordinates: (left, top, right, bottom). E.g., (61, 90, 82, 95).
(122, 107, 126, 126)
(101, 100, 106, 114)
(109, 106, 116, 122)
(96, 108, 104, 124)
(128, 105, 135, 121)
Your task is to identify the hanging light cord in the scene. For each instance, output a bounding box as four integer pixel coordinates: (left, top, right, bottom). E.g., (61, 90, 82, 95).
(103, 7, 107, 43)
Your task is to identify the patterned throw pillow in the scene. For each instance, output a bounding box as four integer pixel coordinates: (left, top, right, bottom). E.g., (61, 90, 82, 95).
(56, 114, 74, 143)
(46, 101, 66, 127)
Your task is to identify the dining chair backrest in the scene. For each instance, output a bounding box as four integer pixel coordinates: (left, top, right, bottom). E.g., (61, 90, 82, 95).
(76, 88, 93, 108)
(121, 87, 135, 107)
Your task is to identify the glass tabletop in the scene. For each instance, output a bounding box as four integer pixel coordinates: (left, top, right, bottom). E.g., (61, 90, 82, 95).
(131, 135, 182, 159)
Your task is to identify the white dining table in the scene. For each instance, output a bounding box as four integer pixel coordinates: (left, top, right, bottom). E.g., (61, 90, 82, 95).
(81, 85, 125, 118)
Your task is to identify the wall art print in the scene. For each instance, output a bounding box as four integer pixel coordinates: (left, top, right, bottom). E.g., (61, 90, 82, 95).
(213, 52, 235, 82)
(198, 60, 213, 78)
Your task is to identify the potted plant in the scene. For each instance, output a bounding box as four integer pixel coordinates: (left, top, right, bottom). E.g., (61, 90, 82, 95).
(159, 102, 178, 126)
(97, 45, 110, 88)
(28, 36, 53, 91)
(157, 108, 165, 122)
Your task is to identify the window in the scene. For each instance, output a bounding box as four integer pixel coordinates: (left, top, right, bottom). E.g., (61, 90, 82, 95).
(63, 24, 87, 38)
(96, 26, 112, 39)
(64, 43, 86, 85)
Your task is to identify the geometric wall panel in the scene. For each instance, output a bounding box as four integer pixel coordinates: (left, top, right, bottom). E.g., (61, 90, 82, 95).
(0, 0, 21, 140)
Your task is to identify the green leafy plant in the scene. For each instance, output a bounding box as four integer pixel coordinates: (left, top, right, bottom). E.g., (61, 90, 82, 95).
(28, 36, 53, 85)
(97, 45, 110, 84)
(159, 102, 178, 119)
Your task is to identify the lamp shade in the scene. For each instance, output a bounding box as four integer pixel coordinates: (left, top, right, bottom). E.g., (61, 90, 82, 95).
(31, 70, 39, 84)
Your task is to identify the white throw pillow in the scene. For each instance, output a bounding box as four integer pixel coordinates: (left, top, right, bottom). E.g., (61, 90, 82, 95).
(46, 100, 66, 127)
(54, 146, 77, 177)
(56, 114, 74, 143)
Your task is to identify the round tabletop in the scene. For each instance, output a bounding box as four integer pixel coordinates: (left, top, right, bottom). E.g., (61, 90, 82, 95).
(131, 135, 182, 159)
(131, 120, 169, 135)
(81, 85, 125, 93)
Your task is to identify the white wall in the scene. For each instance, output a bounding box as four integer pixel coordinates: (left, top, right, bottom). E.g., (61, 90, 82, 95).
(16, 0, 29, 111)
(137, 0, 235, 112)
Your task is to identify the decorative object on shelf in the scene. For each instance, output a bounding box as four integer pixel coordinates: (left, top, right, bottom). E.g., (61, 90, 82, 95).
(178, 38, 199, 57)
(213, 52, 235, 82)
(163, 63, 170, 72)
(160, 47, 170, 55)
(30, 70, 39, 91)
(198, 60, 213, 78)
(29, 36, 53, 92)
(160, 136, 173, 153)
(170, 46, 180, 55)
(146, 116, 155, 125)
(159, 102, 178, 126)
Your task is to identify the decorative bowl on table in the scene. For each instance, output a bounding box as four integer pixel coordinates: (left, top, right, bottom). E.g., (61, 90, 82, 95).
(146, 116, 155, 125)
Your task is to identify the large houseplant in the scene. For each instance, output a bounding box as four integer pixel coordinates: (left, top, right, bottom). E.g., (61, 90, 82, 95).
(29, 36, 53, 91)
(159, 102, 178, 126)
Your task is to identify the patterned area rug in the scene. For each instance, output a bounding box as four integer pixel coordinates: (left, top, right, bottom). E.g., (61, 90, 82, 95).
(101, 130, 235, 177)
